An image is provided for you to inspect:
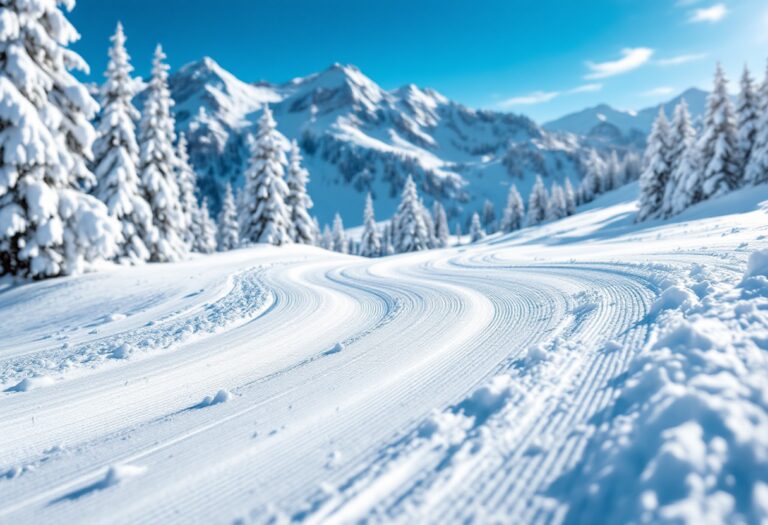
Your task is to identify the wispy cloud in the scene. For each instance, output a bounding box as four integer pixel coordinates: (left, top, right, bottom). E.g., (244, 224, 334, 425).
(690, 4, 727, 23)
(585, 48, 654, 79)
(656, 53, 708, 66)
(642, 86, 676, 97)
(498, 91, 560, 108)
(569, 83, 603, 94)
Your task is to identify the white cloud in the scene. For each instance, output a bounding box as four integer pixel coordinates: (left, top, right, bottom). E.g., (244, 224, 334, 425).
(569, 83, 603, 93)
(656, 53, 708, 66)
(585, 48, 654, 79)
(498, 91, 560, 107)
(690, 4, 727, 23)
(642, 86, 676, 97)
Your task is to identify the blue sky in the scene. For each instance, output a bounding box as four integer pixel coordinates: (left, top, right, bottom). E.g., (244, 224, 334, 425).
(70, 0, 768, 122)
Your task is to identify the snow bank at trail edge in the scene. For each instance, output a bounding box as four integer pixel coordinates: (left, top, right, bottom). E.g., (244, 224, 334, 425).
(564, 249, 768, 525)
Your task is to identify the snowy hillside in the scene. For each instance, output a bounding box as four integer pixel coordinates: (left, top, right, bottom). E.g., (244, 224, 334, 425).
(167, 59, 587, 225)
(544, 87, 709, 149)
(2, 183, 768, 524)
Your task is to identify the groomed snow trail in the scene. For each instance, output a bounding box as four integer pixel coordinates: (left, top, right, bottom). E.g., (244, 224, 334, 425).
(1, 184, 767, 524)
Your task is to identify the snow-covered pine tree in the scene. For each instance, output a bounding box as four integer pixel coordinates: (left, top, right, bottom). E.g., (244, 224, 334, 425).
(698, 63, 741, 198)
(669, 133, 702, 216)
(382, 222, 395, 255)
(454, 222, 462, 246)
(217, 183, 239, 251)
(581, 149, 605, 202)
(139, 45, 187, 262)
(191, 198, 216, 254)
(321, 224, 333, 250)
(604, 151, 621, 192)
(746, 62, 768, 185)
(622, 152, 642, 184)
(392, 176, 432, 252)
(736, 65, 759, 172)
(526, 175, 549, 226)
(661, 99, 696, 217)
(547, 182, 567, 220)
(359, 193, 381, 257)
(636, 107, 672, 222)
(331, 213, 348, 254)
(176, 133, 200, 248)
(239, 107, 292, 246)
(563, 178, 576, 215)
(311, 217, 322, 246)
(482, 199, 496, 233)
(500, 184, 524, 232)
(469, 212, 485, 242)
(0, 0, 121, 278)
(432, 201, 449, 248)
(285, 140, 315, 245)
(92, 22, 152, 265)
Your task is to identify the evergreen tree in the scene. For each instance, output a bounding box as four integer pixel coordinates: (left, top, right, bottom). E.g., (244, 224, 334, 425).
(239, 107, 292, 245)
(662, 100, 696, 217)
(482, 199, 496, 233)
(500, 184, 525, 232)
(563, 178, 576, 215)
(217, 183, 239, 251)
(526, 175, 549, 226)
(581, 149, 605, 202)
(746, 62, 768, 185)
(392, 176, 432, 252)
(92, 22, 152, 264)
(285, 140, 315, 244)
(636, 107, 672, 222)
(191, 198, 216, 254)
(359, 193, 381, 257)
(176, 133, 200, 248)
(621, 152, 643, 184)
(321, 224, 333, 250)
(547, 182, 567, 220)
(454, 222, 463, 246)
(331, 213, 348, 254)
(736, 65, 760, 171)
(603, 151, 620, 192)
(698, 63, 741, 198)
(139, 45, 187, 262)
(432, 201, 450, 248)
(382, 222, 395, 255)
(0, 0, 121, 278)
(669, 135, 702, 216)
(311, 217, 322, 246)
(469, 212, 485, 242)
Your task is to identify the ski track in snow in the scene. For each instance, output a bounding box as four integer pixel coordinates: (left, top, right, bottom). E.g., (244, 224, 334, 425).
(0, 188, 766, 525)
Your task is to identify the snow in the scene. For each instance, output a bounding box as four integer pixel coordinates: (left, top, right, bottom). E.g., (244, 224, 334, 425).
(1, 182, 768, 524)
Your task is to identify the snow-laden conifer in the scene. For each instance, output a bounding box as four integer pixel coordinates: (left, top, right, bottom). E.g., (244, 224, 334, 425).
(286, 140, 315, 244)
(563, 178, 576, 216)
(698, 63, 741, 198)
(636, 107, 672, 222)
(176, 133, 200, 248)
(547, 182, 567, 220)
(359, 193, 381, 257)
(669, 134, 702, 216)
(392, 176, 432, 252)
(0, 0, 121, 278)
(526, 175, 549, 226)
(746, 62, 768, 185)
(331, 213, 348, 254)
(139, 45, 187, 262)
(217, 183, 239, 251)
(239, 107, 292, 245)
(581, 149, 605, 202)
(604, 151, 621, 192)
(736, 65, 760, 171)
(321, 224, 333, 250)
(469, 212, 485, 242)
(92, 22, 152, 264)
(482, 199, 496, 233)
(661, 100, 696, 217)
(500, 184, 524, 232)
(432, 201, 449, 248)
(191, 198, 216, 254)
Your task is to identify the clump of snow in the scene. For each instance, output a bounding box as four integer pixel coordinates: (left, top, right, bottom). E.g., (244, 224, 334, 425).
(602, 341, 623, 353)
(197, 389, 233, 408)
(525, 344, 549, 364)
(102, 464, 147, 488)
(741, 248, 768, 284)
(323, 342, 344, 356)
(650, 285, 698, 315)
(110, 343, 132, 360)
(6, 375, 55, 393)
(454, 374, 514, 427)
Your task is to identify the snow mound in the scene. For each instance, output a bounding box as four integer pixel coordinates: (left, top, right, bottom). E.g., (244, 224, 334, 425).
(650, 285, 698, 315)
(196, 389, 233, 408)
(323, 342, 344, 356)
(5, 375, 55, 393)
(102, 464, 147, 488)
(455, 375, 514, 427)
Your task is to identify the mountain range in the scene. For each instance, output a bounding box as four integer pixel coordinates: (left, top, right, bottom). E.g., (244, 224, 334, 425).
(163, 57, 708, 227)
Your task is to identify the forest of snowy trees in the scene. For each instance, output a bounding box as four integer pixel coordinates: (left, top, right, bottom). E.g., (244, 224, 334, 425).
(2, 1, 768, 279)
(636, 63, 768, 221)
